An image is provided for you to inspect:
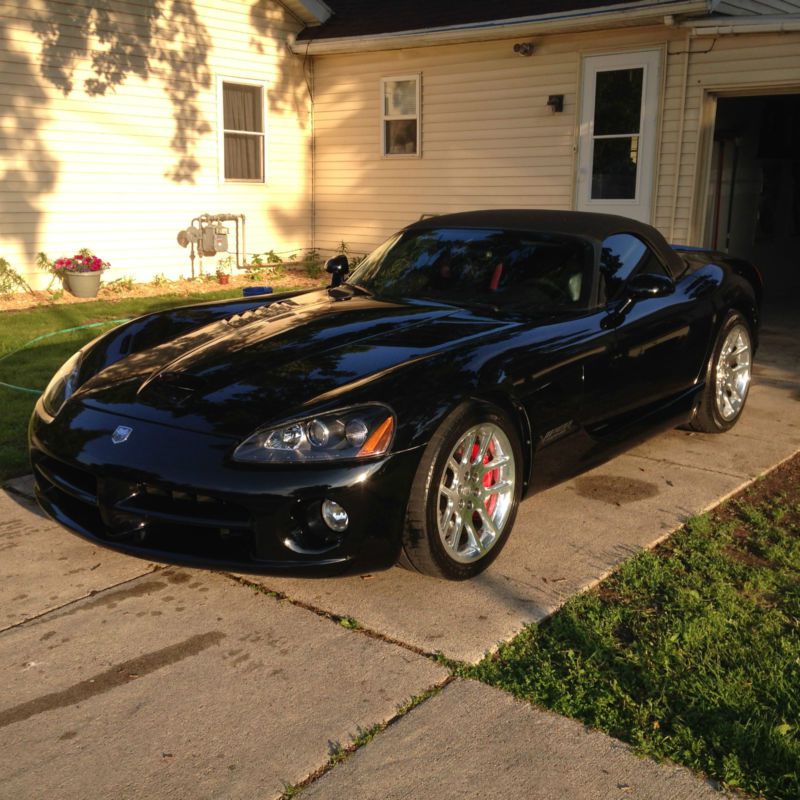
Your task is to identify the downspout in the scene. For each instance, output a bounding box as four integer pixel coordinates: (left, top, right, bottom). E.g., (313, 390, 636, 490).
(309, 54, 316, 253)
(669, 31, 691, 243)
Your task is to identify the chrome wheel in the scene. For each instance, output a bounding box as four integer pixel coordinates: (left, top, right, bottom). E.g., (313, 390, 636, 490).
(436, 423, 515, 564)
(715, 323, 752, 421)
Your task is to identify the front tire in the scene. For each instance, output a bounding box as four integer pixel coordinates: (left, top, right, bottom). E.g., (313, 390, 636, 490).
(689, 311, 753, 433)
(400, 403, 523, 580)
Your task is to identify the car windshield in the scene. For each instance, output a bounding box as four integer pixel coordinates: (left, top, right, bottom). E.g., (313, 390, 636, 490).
(347, 227, 593, 312)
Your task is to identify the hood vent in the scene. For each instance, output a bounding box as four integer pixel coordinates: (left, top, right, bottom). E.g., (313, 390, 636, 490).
(139, 370, 208, 407)
(226, 299, 298, 329)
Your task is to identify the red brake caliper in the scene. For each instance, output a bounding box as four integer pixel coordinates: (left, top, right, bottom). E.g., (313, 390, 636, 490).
(470, 441, 499, 517)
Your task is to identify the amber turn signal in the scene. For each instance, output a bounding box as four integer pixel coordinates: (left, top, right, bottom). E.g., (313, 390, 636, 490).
(357, 416, 394, 457)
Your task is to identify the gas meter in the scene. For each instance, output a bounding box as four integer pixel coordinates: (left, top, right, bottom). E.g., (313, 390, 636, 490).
(201, 225, 229, 256)
(177, 213, 246, 277)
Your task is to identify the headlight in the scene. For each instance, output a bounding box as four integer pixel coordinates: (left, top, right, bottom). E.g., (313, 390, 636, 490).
(42, 350, 83, 417)
(232, 404, 395, 464)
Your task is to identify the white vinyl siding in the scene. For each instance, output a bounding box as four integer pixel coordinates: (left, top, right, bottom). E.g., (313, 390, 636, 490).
(312, 24, 800, 256)
(656, 31, 800, 243)
(313, 32, 631, 255)
(0, 0, 311, 287)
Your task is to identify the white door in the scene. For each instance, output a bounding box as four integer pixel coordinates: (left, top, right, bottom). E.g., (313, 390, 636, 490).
(576, 50, 661, 223)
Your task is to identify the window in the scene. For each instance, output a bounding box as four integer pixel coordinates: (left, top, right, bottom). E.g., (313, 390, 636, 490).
(600, 233, 668, 300)
(349, 228, 593, 312)
(220, 80, 265, 182)
(381, 75, 420, 156)
(591, 68, 643, 200)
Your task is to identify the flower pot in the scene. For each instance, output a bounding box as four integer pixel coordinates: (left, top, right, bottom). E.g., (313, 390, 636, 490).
(217, 274, 230, 285)
(65, 271, 102, 298)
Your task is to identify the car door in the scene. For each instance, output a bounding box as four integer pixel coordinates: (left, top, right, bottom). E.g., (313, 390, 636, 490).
(487, 237, 616, 489)
(585, 233, 714, 429)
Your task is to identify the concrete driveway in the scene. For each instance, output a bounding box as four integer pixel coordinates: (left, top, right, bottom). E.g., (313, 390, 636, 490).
(1, 315, 797, 799)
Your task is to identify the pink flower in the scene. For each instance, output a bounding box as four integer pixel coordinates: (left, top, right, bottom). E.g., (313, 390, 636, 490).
(52, 250, 108, 273)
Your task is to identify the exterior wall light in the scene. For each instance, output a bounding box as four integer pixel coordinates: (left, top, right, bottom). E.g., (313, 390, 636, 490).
(547, 94, 565, 113)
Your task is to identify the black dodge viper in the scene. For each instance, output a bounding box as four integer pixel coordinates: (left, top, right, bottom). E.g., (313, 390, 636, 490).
(30, 210, 762, 579)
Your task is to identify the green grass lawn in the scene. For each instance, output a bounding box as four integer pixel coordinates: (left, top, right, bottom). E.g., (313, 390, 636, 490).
(468, 458, 800, 799)
(0, 287, 249, 480)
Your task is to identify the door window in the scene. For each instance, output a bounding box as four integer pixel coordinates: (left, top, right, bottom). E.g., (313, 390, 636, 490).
(600, 233, 667, 300)
(592, 68, 643, 199)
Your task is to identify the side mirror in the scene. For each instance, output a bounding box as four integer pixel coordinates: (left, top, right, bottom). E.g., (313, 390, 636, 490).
(602, 272, 675, 329)
(625, 272, 674, 299)
(325, 255, 349, 288)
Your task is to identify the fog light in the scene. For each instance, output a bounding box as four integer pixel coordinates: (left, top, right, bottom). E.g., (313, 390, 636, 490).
(321, 499, 349, 532)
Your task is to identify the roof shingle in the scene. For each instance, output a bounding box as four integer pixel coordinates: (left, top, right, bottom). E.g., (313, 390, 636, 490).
(296, 0, 662, 41)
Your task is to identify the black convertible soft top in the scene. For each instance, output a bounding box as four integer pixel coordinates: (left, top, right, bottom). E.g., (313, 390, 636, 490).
(405, 209, 685, 277)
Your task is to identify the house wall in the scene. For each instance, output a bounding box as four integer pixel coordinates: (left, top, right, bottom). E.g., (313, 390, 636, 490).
(675, 30, 800, 243)
(311, 24, 800, 257)
(0, 0, 313, 288)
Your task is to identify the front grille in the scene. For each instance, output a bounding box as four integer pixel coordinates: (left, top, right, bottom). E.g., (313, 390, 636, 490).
(34, 454, 97, 503)
(121, 483, 250, 530)
(32, 452, 257, 561)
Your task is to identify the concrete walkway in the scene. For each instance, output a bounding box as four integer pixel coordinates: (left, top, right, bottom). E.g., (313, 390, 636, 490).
(1, 317, 796, 799)
(302, 680, 722, 800)
(244, 319, 800, 662)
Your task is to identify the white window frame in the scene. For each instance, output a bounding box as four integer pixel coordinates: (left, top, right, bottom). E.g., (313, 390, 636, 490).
(380, 74, 421, 158)
(217, 76, 267, 184)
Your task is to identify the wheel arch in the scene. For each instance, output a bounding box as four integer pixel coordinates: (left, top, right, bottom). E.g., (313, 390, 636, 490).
(724, 258, 763, 348)
(468, 391, 534, 493)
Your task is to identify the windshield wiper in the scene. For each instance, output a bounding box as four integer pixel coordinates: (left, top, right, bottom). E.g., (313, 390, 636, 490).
(433, 297, 501, 314)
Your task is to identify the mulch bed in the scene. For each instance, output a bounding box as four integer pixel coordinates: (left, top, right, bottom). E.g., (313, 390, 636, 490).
(0, 267, 324, 313)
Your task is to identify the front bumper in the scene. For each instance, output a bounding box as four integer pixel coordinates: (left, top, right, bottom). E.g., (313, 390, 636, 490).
(29, 400, 423, 575)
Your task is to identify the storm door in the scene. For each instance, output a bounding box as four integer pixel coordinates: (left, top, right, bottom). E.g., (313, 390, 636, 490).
(576, 50, 661, 223)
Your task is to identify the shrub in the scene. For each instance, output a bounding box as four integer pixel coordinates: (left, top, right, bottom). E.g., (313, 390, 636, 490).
(103, 276, 134, 294)
(0, 258, 34, 297)
(303, 249, 322, 279)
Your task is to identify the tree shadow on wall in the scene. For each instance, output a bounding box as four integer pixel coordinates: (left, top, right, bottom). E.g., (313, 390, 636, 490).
(247, 1, 315, 245)
(31, 0, 211, 183)
(0, 11, 58, 264)
(248, 0, 311, 123)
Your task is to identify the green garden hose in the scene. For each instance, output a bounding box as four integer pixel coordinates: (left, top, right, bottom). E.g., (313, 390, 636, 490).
(0, 318, 130, 396)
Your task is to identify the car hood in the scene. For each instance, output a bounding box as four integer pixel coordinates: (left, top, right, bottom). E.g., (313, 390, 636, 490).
(74, 289, 511, 438)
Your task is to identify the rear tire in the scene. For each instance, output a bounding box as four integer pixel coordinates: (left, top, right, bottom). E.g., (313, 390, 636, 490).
(400, 403, 523, 580)
(688, 311, 753, 433)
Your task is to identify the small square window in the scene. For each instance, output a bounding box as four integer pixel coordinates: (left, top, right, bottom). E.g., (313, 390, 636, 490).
(381, 76, 420, 157)
(221, 81, 265, 182)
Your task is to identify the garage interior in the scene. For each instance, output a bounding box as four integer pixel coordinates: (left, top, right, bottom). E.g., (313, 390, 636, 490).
(703, 93, 800, 313)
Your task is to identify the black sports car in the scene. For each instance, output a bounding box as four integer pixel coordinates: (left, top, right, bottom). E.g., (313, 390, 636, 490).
(30, 211, 761, 580)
